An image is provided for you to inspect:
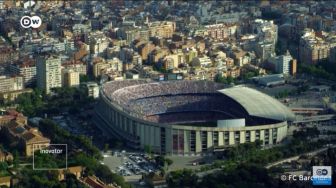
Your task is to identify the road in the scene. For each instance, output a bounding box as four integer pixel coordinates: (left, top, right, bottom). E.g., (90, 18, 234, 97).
(196, 168, 221, 178)
(294, 114, 336, 123)
(265, 145, 336, 169)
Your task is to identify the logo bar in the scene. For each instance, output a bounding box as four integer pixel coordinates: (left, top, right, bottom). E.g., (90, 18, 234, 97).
(312, 166, 332, 186)
(20, 15, 42, 29)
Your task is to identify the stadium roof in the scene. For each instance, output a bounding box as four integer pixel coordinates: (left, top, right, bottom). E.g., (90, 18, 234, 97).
(219, 87, 295, 121)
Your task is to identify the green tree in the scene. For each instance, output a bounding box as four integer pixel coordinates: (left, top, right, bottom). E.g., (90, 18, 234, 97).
(0, 162, 8, 171)
(16, 88, 44, 116)
(214, 74, 225, 84)
(242, 71, 258, 80)
(13, 150, 19, 168)
(104, 143, 109, 153)
(95, 164, 127, 186)
(226, 76, 234, 84)
(165, 158, 173, 171)
(63, 174, 85, 188)
(144, 145, 152, 156)
(155, 156, 165, 167)
(167, 169, 198, 187)
(160, 168, 166, 176)
(199, 164, 274, 188)
(80, 75, 90, 83)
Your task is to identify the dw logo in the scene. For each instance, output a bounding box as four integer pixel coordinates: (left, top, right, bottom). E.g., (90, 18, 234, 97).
(20, 16, 42, 29)
(312, 166, 332, 186)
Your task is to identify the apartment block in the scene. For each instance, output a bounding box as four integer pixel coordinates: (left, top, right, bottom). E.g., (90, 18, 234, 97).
(37, 55, 62, 94)
(0, 76, 24, 93)
(9, 58, 36, 87)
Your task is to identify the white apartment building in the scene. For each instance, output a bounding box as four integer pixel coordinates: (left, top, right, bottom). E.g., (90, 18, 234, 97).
(62, 69, 80, 88)
(0, 76, 24, 93)
(10, 61, 36, 87)
(269, 52, 293, 75)
(37, 56, 62, 94)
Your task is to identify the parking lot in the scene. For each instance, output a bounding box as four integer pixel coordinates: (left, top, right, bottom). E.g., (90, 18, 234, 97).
(101, 150, 213, 178)
(102, 151, 159, 177)
(165, 155, 213, 171)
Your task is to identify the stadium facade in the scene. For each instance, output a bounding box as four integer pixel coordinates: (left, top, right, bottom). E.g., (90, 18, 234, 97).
(95, 80, 295, 155)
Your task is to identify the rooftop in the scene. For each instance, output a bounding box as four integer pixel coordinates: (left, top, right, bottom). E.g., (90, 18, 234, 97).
(219, 86, 295, 121)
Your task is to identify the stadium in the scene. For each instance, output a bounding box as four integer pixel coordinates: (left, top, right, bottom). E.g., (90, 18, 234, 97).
(95, 80, 295, 156)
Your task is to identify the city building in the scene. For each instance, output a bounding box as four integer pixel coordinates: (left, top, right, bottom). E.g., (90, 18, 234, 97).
(204, 23, 238, 40)
(62, 69, 80, 88)
(0, 109, 27, 127)
(329, 46, 336, 63)
(119, 28, 139, 44)
(93, 57, 122, 78)
(83, 82, 99, 99)
(299, 30, 336, 64)
(0, 88, 33, 103)
(148, 48, 170, 64)
(252, 19, 278, 45)
(135, 41, 156, 62)
(253, 74, 285, 87)
(0, 176, 11, 187)
(290, 59, 297, 76)
(162, 54, 182, 71)
(252, 19, 278, 61)
(81, 175, 119, 188)
(268, 51, 295, 75)
(0, 47, 18, 64)
(148, 21, 176, 39)
(72, 24, 91, 36)
(255, 42, 275, 62)
(57, 166, 85, 181)
(9, 58, 37, 87)
(85, 31, 110, 55)
(0, 76, 24, 93)
(62, 60, 87, 76)
(125, 70, 140, 80)
(119, 48, 142, 71)
(0, 110, 50, 156)
(0, 149, 13, 162)
(191, 56, 212, 68)
(36, 55, 62, 94)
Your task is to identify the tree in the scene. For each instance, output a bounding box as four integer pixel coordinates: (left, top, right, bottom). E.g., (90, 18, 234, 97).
(165, 158, 173, 171)
(95, 165, 128, 187)
(144, 145, 152, 156)
(95, 165, 115, 184)
(16, 167, 61, 188)
(80, 75, 90, 83)
(214, 74, 227, 84)
(33, 151, 63, 169)
(198, 164, 274, 188)
(226, 76, 234, 84)
(214, 74, 236, 85)
(16, 88, 44, 116)
(299, 63, 336, 81)
(72, 153, 97, 174)
(155, 156, 165, 167)
(160, 168, 166, 176)
(167, 169, 198, 187)
(104, 143, 109, 153)
(63, 174, 84, 188)
(13, 150, 19, 168)
(0, 162, 8, 171)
